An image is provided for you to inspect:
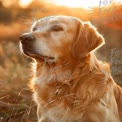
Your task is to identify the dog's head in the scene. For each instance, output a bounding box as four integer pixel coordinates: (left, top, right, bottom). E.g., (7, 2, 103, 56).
(20, 16, 104, 63)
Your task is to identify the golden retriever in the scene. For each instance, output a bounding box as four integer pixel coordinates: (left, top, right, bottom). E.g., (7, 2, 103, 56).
(20, 16, 122, 122)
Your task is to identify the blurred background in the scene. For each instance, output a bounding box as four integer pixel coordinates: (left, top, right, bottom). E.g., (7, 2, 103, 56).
(0, 0, 122, 121)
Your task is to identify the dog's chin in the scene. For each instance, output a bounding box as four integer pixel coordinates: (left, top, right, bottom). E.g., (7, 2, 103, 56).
(30, 53, 55, 62)
(22, 49, 55, 63)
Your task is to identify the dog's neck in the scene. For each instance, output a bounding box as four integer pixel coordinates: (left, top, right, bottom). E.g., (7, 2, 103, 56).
(33, 60, 76, 84)
(32, 53, 109, 85)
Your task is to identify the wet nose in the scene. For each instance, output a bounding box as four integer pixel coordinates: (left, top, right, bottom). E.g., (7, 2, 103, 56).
(20, 33, 35, 43)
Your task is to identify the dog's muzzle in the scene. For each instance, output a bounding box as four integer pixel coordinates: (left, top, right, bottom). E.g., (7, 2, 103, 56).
(19, 33, 55, 63)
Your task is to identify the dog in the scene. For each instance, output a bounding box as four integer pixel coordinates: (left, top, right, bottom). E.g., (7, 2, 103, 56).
(20, 16, 122, 122)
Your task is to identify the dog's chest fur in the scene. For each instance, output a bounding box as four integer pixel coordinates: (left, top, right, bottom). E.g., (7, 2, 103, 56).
(32, 65, 120, 122)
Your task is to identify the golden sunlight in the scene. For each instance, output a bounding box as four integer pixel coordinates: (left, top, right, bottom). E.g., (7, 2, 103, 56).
(18, 0, 121, 8)
(53, 0, 100, 8)
(53, 0, 121, 8)
(19, 0, 33, 8)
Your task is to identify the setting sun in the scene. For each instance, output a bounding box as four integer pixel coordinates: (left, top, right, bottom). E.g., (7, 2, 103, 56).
(19, 0, 33, 8)
(53, 0, 100, 8)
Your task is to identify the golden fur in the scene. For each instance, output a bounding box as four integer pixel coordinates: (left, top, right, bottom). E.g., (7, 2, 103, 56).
(20, 16, 122, 122)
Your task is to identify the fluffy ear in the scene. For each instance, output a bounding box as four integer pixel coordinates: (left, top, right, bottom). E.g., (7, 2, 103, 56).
(72, 21, 105, 59)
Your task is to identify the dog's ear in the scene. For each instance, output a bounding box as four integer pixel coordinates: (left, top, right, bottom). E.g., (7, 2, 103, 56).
(72, 21, 105, 59)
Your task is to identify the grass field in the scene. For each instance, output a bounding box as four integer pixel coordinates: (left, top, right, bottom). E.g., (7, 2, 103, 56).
(0, 40, 37, 122)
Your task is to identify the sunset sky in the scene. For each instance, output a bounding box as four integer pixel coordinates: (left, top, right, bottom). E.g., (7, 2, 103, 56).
(18, 0, 121, 8)
(1, 0, 121, 8)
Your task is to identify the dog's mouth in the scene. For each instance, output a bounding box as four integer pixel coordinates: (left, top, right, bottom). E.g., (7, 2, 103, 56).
(27, 53, 56, 64)
(29, 53, 55, 61)
(20, 42, 55, 62)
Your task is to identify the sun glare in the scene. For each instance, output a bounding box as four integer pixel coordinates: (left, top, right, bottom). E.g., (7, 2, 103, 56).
(18, 0, 120, 8)
(19, 0, 33, 8)
(54, 0, 100, 8)
(53, 0, 121, 8)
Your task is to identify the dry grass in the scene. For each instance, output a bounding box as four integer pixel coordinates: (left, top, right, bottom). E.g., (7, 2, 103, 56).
(0, 41, 37, 122)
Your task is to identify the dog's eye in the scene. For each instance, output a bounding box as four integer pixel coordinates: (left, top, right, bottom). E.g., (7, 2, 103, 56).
(51, 25, 63, 31)
(32, 27, 37, 31)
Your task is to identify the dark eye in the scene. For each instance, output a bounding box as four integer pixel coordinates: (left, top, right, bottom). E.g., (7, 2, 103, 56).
(32, 27, 37, 31)
(51, 25, 63, 31)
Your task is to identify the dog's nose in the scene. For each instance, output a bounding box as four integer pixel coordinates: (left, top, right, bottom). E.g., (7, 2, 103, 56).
(20, 33, 35, 43)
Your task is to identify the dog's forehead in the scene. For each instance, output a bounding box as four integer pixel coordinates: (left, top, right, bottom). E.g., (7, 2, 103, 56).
(49, 16, 79, 24)
(31, 16, 52, 28)
(38, 16, 55, 23)
(32, 16, 79, 28)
